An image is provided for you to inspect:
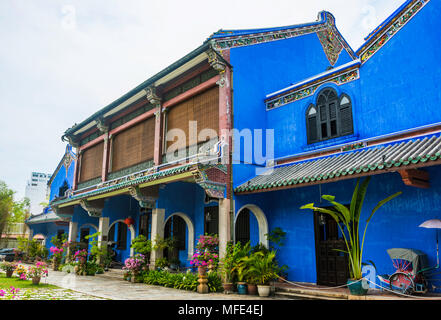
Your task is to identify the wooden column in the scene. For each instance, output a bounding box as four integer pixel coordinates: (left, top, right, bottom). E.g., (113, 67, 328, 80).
(101, 133, 110, 182)
(145, 86, 162, 167)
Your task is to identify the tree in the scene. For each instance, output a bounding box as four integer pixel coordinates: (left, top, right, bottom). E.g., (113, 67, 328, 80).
(0, 181, 14, 236)
(9, 197, 30, 223)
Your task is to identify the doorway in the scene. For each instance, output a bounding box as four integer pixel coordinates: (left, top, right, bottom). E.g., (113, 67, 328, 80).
(314, 210, 349, 286)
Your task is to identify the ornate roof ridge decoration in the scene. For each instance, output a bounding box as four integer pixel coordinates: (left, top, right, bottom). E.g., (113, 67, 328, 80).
(316, 18, 344, 66)
(358, 0, 429, 64)
(210, 11, 356, 60)
(265, 66, 360, 110)
(47, 144, 77, 186)
(234, 134, 441, 194)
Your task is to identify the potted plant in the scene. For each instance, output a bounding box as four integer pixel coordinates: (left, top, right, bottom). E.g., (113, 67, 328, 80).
(247, 250, 278, 297)
(122, 254, 145, 283)
(234, 262, 249, 295)
(0, 262, 16, 278)
(14, 264, 27, 280)
(220, 242, 235, 293)
(300, 177, 401, 296)
(50, 246, 64, 271)
(73, 249, 88, 275)
(27, 261, 48, 285)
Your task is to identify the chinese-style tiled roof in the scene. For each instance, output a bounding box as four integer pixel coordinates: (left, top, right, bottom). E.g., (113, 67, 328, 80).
(25, 212, 64, 224)
(50, 163, 194, 207)
(235, 134, 441, 193)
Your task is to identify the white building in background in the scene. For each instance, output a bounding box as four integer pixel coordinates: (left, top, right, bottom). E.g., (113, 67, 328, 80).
(24, 172, 51, 216)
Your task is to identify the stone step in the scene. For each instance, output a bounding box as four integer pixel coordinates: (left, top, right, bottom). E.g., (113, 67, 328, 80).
(275, 286, 349, 300)
(275, 291, 346, 300)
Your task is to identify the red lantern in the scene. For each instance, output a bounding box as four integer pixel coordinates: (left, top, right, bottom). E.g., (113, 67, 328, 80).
(124, 217, 135, 226)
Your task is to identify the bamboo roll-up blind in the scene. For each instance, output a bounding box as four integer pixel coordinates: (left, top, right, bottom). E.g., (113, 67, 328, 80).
(79, 142, 104, 182)
(166, 86, 219, 151)
(111, 117, 155, 172)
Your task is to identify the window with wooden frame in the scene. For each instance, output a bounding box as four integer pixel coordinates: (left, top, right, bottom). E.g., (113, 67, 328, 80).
(306, 89, 353, 144)
(111, 117, 155, 172)
(165, 86, 219, 152)
(116, 222, 127, 250)
(79, 142, 104, 182)
(139, 208, 152, 239)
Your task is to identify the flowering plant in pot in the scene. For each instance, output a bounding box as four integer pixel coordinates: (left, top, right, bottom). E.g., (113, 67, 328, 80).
(14, 264, 27, 280)
(73, 249, 88, 275)
(50, 246, 64, 271)
(123, 254, 146, 282)
(27, 261, 48, 285)
(0, 262, 17, 278)
(195, 234, 219, 253)
(300, 177, 401, 296)
(190, 251, 219, 273)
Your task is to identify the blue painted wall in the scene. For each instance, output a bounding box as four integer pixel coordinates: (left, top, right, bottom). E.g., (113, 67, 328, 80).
(234, 165, 441, 290)
(232, 1, 441, 188)
(29, 222, 69, 252)
(230, 31, 354, 187)
(358, 0, 441, 139)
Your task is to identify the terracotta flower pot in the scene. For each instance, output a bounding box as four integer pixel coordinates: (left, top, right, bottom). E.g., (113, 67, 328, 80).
(5, 270, 13, 278)
(32, 276, 41, 285)
(222, 282, 234, 293)
(247, 284, 257, 295)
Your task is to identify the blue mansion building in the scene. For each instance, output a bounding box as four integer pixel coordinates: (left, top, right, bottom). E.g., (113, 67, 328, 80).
(26, 145, 76, 249)
(49, 0, 441, 290)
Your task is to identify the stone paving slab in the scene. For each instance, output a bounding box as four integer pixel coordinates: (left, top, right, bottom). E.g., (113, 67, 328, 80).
(43, 268, 280, 300)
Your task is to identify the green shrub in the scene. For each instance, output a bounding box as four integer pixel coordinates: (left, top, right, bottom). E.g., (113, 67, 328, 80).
(142, 269, 222, 292)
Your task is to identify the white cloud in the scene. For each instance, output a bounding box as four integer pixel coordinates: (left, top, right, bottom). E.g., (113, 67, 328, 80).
(0, 0, 402, 199)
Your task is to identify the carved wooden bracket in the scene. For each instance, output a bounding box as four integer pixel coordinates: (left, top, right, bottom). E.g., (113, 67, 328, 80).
(192, 164, 228, 199)
(79, 199, 105, 217)
(128, 185, 158, 208)
(399, 169, 430, 189)
(52, 205, 74, 221)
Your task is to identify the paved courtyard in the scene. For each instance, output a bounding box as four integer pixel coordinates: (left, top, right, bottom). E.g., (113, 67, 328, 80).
(41, 268, 279, 300)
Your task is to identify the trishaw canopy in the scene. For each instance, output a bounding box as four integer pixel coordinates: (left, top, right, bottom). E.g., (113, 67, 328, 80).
(387, 248, 429, 273)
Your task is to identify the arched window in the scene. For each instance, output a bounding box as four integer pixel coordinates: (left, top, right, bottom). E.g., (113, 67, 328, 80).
(58, 181, 69, 197)
(306, 89, 353, 144)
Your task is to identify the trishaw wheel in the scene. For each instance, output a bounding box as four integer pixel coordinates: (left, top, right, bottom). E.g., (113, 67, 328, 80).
(389, 272, 414, 295)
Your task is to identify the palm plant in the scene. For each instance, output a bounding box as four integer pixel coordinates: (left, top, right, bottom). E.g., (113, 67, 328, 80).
(247, 250, 278, 285)
(300, 177, 401, 280)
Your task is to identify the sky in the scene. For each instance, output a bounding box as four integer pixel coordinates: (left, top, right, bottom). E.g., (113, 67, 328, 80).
(0, 0, 402, 201)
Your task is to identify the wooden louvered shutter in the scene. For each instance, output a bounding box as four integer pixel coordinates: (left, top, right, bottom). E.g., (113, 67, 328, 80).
(192, 86, 219, 141)
(166, 86, 219, 151)
(111, 117, 155, 172)
(166, 98, 191, 151)
(306, 105, 318, 144)
(79, 142, 104, 182)
(339, 95, 353, 135)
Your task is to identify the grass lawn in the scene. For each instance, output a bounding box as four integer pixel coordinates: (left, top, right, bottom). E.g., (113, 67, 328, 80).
(0, 273, 59, 289)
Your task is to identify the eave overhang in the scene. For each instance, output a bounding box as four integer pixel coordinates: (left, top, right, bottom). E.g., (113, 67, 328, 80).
(235, 133, 441, 195)
(62, 41, 221, 141)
